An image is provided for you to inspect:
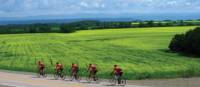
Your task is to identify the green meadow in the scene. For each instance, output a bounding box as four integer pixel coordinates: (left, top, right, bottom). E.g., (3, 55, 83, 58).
(0, 26, 200, 80)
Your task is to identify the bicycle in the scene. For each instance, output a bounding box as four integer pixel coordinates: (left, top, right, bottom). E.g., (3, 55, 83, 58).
(86, 71, 100, 83)
(109, 74, 126, 86)
(54, 69, 66, 80)
(37, 68, 47, 78)
(70, 70, 81, 81)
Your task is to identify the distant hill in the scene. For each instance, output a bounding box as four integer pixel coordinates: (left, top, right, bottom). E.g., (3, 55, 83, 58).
(0, 13, 200, 25)
(0, 18, 135, 25)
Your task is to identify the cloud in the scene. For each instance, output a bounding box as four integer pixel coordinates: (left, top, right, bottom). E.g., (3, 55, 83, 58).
(167, 1, 177, 6)
(80, 2, 89, 7)
(0, 0, 200, 18)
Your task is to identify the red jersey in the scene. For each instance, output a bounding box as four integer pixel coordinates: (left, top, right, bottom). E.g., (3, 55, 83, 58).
(39, 63, 45, 68)
(72, 64, 78, 72)
(56, 64, 63, 70)
(91, 65, 97, 71)
(113, 67, 117, 73)
(115, 67, 123, 75)
(88, 65, 92, 71)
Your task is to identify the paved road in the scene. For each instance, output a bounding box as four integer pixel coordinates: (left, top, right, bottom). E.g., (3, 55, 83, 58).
(0, 85, 14, 87)
(0, 70, 146, 87)
(0, 70, 199, 87)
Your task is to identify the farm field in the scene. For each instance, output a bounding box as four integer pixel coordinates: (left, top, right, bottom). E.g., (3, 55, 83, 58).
(0, 26, 200, 80)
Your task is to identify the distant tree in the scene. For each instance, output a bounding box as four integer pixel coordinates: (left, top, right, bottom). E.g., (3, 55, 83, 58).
(60, 24, 76, 33)
(139, 22, 147, 27)
(38, 24, 51, 33)
(147, 21, 154, 27)
(165, 21, 173, 26)
(29, 26, 37, 33)
(119, 22, 132, 28)
(157, 22, 163, 27)
(179, 20, 185, 26)
(169, 27, 200, 56)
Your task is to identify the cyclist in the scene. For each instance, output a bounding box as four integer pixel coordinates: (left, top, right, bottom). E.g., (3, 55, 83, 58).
(88, 64, 92, 72)
(113, 65, 123, 84)
(88, 64, 98, 81)
(71, 63, 79, 80)
(55, 62, 64, 74)
(113, 65, 118, 74)
(38, 61, 45, 76)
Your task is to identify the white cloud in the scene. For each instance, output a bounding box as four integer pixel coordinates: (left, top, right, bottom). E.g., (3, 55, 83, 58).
(167, 1, 177, 6)
(80, 2, 88, 7)
(186, 2, 191, 6)
(101, 4, 105, 8)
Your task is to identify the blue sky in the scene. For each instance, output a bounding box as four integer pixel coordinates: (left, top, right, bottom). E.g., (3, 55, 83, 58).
(0, 0, 200, 18)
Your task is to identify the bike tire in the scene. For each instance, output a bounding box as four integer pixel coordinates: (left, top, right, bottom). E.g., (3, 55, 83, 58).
(42, 71, 47, 78)
(54, 72, 59, 80)
(61, 72, 67, 80)
(86, 76, 91, 83)
(109, 77, 117, 85)
(94, 75, 100, 84)
(76, 73, 82, 81)
(121, 78, 127, 86)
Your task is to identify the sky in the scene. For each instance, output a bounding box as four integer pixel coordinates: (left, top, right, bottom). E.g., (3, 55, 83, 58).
(0, 0, 200, 19)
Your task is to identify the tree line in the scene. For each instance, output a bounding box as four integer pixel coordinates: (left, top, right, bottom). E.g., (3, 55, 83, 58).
(0, 20, 200, 34)
(0, 24, 52, 34)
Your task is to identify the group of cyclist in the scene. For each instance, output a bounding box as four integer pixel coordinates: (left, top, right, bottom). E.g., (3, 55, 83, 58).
(38, 61, 123, 84)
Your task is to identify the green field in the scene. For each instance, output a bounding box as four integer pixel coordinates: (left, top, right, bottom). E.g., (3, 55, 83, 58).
(0, 26, 200, 80)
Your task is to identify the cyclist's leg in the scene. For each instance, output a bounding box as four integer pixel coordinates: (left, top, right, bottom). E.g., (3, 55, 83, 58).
(91, 72, 95, 81)
(116, 74, 122, 84)
(114, 74, 118, 84)
(39, 69, 41, 75)
(60, 69, 64, 78)
(42, 69, 45, 76)
(71, 72, 75, 80)
(114, 74, 120, 84)
(38, 69, 41, 76)
(40, 69, 44, 76)
(56, 69, 59, 75)
(89, 72, 91, 80)
(58, 69, 61, 77)
(40, 68, 43, 76)
(118, 75, 122, 84)
(92, 72, 96, 81)
(74, 71, 78, 80)
(71, 72, 73, 80)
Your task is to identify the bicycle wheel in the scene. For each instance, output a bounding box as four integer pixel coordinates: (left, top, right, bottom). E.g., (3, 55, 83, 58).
(76, 73, 81, 81)
(86, 75, 99, 83)
(61, 71, 67, 80)
(94, 75, 101, 84)
(121, 78, 127, 86)
(54, 72, 59, 80)
(37, 73, 41, 78)
(41, 70, 47, 78)
(109, 77, 117, 85)
(36, 69, 41, 78)
(86, 76, 92, 83)
(70, 73, 74, 81)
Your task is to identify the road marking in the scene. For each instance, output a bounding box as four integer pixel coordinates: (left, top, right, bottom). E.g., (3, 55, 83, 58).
(73, 84, 85, 87)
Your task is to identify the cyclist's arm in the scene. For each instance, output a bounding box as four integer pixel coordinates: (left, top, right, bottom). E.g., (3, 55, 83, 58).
(55, 66, 58, 70)
(111, 69, 115, 75)
(87, 67, 90, 72)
